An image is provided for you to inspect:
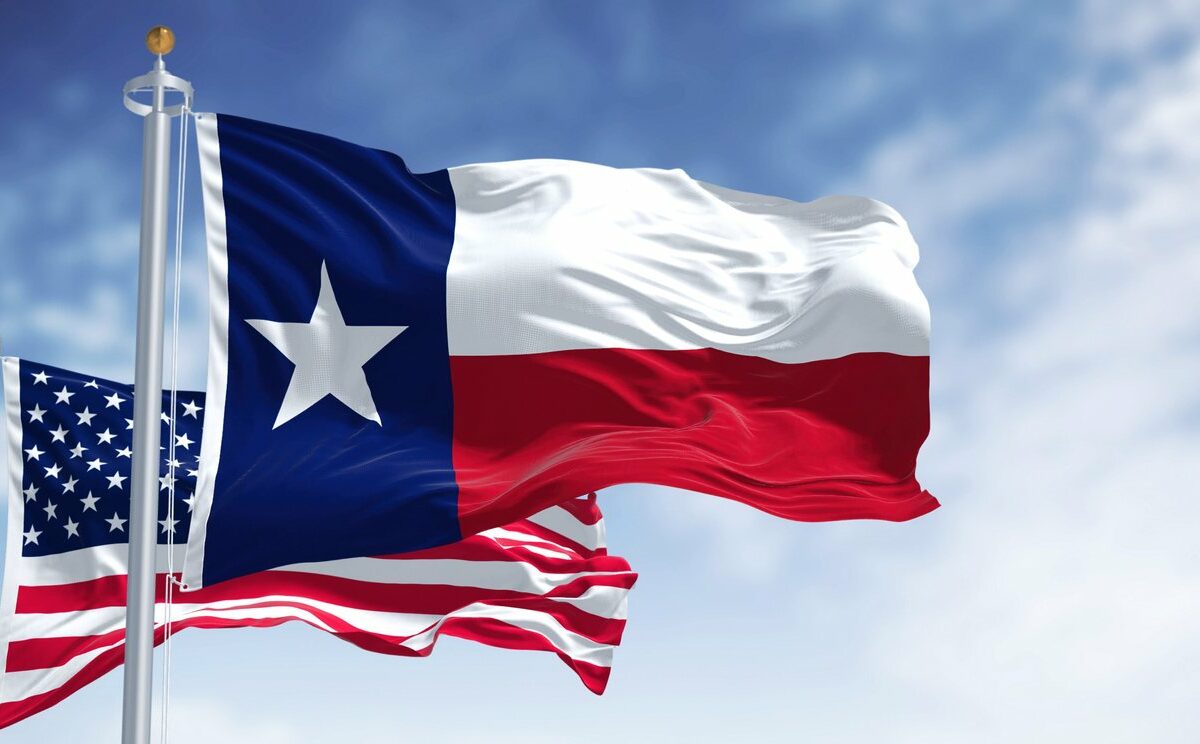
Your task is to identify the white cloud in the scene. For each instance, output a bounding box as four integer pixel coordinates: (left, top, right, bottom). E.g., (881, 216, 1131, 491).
(27, 284, 126, 353)
(636, 8, 1200, 741)
(828, 27, 1200, 744)
(1078, 0, 1200, 58)
(0, 110, 208, 385)
(646, 486, 798, 583)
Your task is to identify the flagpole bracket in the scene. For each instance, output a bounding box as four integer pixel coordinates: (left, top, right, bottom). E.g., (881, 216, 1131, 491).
(123, 58, 193, 117)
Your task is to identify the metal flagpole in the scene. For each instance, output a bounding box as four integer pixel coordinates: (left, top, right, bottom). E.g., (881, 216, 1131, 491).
(121, 26, 192, 744)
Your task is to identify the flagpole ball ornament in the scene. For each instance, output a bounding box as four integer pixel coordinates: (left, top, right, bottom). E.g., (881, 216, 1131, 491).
(145, 25, 175, 55)
(123, 27, 192, 117)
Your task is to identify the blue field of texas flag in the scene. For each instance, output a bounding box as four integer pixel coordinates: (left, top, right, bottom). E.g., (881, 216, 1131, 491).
(184, 114, 935, 588)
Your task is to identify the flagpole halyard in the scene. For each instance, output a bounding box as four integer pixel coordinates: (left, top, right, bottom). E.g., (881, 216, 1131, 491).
(121, 27, 191, 744)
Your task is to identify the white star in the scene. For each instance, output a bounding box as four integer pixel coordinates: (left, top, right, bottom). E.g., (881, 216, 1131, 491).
(23, 484, 39, 502)
(86, 458, 106, 472)
(182, 494, 197, 512)
(186, 467, 199, 479)
(174, 433, 194, 450)
(76, 407, 96, 426)
(54, 386, 75, 404)
(159, 475, 175, 492)
(24, 445, 44, 462)
(182, 400, 203, 418)
(81, 492, 100, 512)
(106, 513, 127, 532)
(62, 476, 79, 494)
(64, 518, 80, 538)
(106, 472, 128, 490)
(116, 447, 133, 459)
(104, 393, 125, 409)
(32, 371, 49, 385)
(42, 501, 58, 520)
(23, 526, 41, 545)
(97, 429, 117, 445)
(125, 418, 134, 430)
(44, 463, 62, 479)
(165, 457, 182, 469)
(247, 261, 406, 428)
(84, 379, 100, 389)
(28, 405, 46, 423)
(161, 412, 171, 424)
(69, 442, 87, 459)
(50, 425, 68, 443)
(158, 516, 179, 534)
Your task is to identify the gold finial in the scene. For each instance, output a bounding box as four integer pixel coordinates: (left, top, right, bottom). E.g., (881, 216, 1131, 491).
(145, 25, 175, 56)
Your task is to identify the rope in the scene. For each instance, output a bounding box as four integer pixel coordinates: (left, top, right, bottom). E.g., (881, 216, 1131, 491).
(158, 103, 190, 744)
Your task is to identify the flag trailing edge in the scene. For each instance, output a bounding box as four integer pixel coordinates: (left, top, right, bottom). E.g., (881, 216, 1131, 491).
(0, 358, 637, 729)
(184, 113, 936, 589)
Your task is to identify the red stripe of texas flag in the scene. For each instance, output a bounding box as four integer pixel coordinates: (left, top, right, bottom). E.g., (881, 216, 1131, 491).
(451, 348, 935, 535)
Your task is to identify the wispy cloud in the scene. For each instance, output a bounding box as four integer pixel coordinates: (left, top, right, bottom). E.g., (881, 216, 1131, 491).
(664, 6, 1200, 739)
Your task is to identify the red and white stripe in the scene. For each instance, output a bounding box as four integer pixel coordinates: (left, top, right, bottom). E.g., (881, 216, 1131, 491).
(444, 161, 935, 533)
(0, 496, 635, 730)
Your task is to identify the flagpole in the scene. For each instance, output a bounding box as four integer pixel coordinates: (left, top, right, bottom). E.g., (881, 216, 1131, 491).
(121, 27, 192, 744)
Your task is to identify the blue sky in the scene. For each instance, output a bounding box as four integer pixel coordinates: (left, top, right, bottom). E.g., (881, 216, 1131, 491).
(2, 1, 1199, 741)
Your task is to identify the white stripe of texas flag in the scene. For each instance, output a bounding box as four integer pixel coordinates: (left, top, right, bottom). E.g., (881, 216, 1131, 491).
(446, 160, 928, 363)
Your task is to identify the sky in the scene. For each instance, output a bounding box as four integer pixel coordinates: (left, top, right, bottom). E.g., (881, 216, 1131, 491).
(1, 1, 1199, 741)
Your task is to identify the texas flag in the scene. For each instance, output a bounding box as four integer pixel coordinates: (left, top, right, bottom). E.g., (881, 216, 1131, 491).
(183, 114, 936, 589)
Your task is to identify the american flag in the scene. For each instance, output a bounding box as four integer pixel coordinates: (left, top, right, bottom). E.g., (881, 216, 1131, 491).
(0, 357, 637, 729)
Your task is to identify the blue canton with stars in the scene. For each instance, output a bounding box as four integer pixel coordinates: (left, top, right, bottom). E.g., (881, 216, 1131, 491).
(12, 359, 204, 557)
